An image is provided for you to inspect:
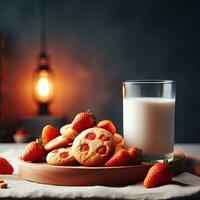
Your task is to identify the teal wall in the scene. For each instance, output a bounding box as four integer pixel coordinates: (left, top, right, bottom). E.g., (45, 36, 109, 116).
(0, 0, 199, 142)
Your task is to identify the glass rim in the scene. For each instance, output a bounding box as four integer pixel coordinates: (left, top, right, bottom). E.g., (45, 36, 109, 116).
(123, 80, 175, 84)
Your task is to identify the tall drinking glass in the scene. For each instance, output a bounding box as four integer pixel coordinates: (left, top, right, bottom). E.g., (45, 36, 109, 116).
(123, 80, 175, 161)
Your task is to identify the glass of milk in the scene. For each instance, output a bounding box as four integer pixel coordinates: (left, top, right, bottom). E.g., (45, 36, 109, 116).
(123, 80, 175, 162)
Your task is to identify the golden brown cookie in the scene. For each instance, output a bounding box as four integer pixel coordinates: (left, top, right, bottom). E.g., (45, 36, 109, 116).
(46, 147, 78, 166)
(72, 127, 116, 166)
(60, 124, 79, 140)
(114, 133, 125, 147)
(44, 135, 72, 151)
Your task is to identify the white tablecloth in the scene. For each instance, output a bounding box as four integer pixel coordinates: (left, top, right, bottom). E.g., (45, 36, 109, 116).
(0, 143, 200, 200)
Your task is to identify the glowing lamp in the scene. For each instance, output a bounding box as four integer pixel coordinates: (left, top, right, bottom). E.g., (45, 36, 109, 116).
(33, 52, 54, 115)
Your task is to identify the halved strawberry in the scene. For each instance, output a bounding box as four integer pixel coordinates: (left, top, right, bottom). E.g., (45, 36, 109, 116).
(0, 157, 14, 175)
(144, 162, 173, 188)
(22, 140, 46, 162)
(105, 149, 131, 167)
(41, 125, 60, 146)
(72, 111, 95, 132)
(127, 146, 143, 165)
(97, 120, 116, 135)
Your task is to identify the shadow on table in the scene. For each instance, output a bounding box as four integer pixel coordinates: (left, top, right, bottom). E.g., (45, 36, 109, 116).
(171, 180, 191, 186)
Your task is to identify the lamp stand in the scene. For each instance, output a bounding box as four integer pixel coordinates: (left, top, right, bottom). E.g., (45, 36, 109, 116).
(38, 103, 49, 115)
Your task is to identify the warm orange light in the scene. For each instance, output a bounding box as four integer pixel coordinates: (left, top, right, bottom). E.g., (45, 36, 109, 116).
(33, 69, 54, 103)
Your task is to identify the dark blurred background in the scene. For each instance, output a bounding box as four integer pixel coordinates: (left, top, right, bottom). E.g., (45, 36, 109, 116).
(0, 0, 199, 142)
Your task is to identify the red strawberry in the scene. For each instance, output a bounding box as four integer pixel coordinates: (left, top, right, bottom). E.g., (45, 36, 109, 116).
(15, 128, 28, 137)
(41, 125, 60, 146)
(105, 149, 131, 167)
(97, 120, 116, 135)
(144, 162, 173, 188)
(0, 157, 14, 175)
(72, 111, 95, 132)
(127, 146, 143, 165)
(22, 140, 46, 162)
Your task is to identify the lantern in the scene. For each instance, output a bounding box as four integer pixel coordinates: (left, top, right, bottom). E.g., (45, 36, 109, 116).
(33, 52, 54, 115)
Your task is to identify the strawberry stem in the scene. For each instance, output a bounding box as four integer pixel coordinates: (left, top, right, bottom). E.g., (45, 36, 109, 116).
(142, 156, 151, 162)
(36, 138, 47, 154)
(87, 109, 97, 125)
(37, 138, 43, 145)
(164, 159, 169, 164)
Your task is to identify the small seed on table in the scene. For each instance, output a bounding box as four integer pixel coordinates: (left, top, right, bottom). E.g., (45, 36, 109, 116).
(0, 182, 7, 189)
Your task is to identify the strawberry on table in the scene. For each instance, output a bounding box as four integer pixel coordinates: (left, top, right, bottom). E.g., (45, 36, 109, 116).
(97, 120, 116, 135)
(22, 140, 46, 162)
(41, 125, 60, 146)
(127, 146, 143, 165)
(0, 157, 14, 175)
(72, 111, 95, 132)
(144, 162, 173, 188)
(105, 149, 131, 167)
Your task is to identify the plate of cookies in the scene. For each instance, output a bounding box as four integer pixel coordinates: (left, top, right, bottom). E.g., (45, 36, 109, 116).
(19, 111, 185, 186)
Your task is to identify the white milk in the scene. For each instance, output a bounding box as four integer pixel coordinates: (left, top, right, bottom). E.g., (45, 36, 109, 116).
(123, 97, 175, 158)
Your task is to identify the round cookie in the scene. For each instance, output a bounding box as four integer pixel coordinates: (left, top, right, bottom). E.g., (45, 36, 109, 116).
(46, 147, 78, 166)
(44, 135, 72, 152)
(60, 124, 79, 140)
(72, 127, 116, 166)
(114, 133, 125, 148)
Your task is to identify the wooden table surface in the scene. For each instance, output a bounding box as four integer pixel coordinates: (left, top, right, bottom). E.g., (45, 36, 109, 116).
(0, 143, 200, 200)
